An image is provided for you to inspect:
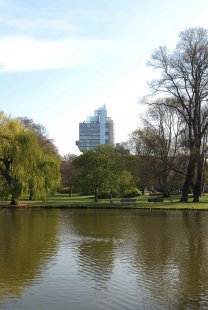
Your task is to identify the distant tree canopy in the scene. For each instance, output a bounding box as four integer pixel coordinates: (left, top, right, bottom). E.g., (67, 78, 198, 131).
(0, 112, 60, 204)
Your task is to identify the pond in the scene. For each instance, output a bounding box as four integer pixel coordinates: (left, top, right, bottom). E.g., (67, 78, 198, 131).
(0, 208, 208, 309)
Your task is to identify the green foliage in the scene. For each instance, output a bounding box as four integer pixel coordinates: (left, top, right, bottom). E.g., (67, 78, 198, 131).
(119, 170, 134, 195)
(0, 112, 61, 203)
(98, 190, 120, 199)
(0, 182, 10, 201)
(122, 188, 141, 198)
(27, 154, 60, 200)
(0, 113, 39, 203)
(74, 145, 121, 201)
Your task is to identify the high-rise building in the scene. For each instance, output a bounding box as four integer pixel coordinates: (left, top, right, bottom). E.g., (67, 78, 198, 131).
(76, 104, 114, 152)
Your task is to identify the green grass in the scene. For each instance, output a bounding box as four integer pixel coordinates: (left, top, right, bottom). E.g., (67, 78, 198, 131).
(1, 193, 208, 210)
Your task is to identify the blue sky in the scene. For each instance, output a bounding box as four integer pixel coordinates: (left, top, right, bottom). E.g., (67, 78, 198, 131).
(0, 0, 208, 155)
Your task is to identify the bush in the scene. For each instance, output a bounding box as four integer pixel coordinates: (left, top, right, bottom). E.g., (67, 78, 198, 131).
(98, 190, 120, 199)
(122, 188, 141, 198)
(57, 187, 71, 194)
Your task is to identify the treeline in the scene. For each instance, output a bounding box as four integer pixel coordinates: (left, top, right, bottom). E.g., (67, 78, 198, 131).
(62, 27, 208, 203)
(61, 144, 141, 202)
(60, 140, 184, 202)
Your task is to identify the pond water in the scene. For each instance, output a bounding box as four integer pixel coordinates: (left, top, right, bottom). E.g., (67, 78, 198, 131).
(0, 208, 208, 310)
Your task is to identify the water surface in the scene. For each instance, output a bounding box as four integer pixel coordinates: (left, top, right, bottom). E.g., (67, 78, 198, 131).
(0, 208, 208, 309)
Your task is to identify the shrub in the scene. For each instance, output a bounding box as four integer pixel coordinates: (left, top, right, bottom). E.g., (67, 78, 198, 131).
(98, 190, 120, 199)
(122, 188, 141, 198)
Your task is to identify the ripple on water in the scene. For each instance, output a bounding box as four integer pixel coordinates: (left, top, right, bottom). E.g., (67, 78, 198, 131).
(1, 209, 208, 309)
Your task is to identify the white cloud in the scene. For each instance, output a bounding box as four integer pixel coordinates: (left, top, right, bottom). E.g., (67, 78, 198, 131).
(0, 36, 110, 72)
(0, 16, 75, 34)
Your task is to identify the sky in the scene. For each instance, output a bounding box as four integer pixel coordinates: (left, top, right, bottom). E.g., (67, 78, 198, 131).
(0, 0, 208, 155)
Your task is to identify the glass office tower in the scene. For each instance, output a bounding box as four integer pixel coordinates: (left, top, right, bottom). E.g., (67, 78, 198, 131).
(76, 105, 114, 152)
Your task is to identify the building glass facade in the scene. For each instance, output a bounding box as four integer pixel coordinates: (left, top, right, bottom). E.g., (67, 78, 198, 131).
(76, 105, 114, 152)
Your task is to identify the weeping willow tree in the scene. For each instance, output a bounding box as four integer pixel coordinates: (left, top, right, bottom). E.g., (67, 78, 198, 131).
(0, 112, 61, 205)
(0, 112, 41, 204)
(19, 117, 61, 201)
(27, 154, 60, 201)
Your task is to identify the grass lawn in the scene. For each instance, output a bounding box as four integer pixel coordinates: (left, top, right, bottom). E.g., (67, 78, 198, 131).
(1, 192, 207, 210)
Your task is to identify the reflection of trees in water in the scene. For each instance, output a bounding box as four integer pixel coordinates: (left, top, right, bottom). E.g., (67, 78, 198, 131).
(77, 238, 114, 289)
(60, 209, 208, 308)
(177, 212, 208, 310)
(0, 209, 59, 301)
(131, 211, 208, 309)
(60, 209, 134, 288)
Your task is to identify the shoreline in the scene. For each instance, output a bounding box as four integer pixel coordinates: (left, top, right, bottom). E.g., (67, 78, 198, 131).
(1, 201, 208, 211)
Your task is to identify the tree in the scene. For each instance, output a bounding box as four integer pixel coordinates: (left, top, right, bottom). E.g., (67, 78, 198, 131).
(74, 145, 121, 202)
(19, 117, 61, 200)
(114, 143, 130, 157)
(129, 104, 186, 195)
(27, 153, 60, 201)
(19, 117, 59, 156)
(0, 113, 61, 204)
(0, 113, 40, 204)
(147, 27, 208, 202)
(60, 153, 77, 196)
(118, 170, 133, 197)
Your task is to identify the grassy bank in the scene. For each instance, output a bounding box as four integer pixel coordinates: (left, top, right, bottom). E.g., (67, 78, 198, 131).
(1, 193, 208, 210)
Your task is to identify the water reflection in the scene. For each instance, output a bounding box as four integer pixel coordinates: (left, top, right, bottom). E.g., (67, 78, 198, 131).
(129, 211, 208, 309)
(1, 209, 208, 309)
(60, 210, 119, 288)
(0, 209, 59, 303)
(61, 209, 208, 309)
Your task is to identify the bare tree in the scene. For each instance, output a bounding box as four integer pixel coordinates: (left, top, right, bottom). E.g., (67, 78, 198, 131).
(129, 105, 183, 196)
(61, 153, 77, 196)
(147, 27, 208, 202)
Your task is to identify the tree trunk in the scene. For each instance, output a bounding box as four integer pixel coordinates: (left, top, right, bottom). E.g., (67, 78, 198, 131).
(163, 190, 170, 198)
(10, 181, 22, 205)
(141, 184, 145, 195)
(69, 184, 72, 197)
(193, 182, 200, 202)
(162, 162, 170, 198)
(192, 154, 203, 202)
(109, 190, 113, 199)
(94, 188, 98, 202)
(29, 191, 33, 201)
(180, 182, 190, 203)
(180, 156, 195, 203)
(10, 196, 19, 205)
